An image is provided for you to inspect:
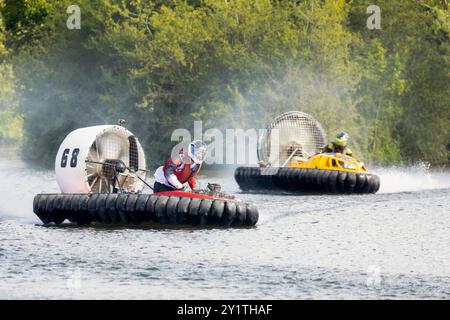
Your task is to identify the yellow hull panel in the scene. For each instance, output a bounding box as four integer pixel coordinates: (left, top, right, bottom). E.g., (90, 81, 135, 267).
(288, 153, 368, 173)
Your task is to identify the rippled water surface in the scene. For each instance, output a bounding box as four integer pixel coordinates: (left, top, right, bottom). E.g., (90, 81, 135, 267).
(1, 159, 450, 299)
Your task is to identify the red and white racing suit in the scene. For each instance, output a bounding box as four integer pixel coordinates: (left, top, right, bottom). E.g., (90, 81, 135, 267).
(154, 149, 201, 190)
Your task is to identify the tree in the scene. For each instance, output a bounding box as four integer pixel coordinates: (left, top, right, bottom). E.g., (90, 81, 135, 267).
(1, 0, 449, 167)
(0, 0, 22, 147)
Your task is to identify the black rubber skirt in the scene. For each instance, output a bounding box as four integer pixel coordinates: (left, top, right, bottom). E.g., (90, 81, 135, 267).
(234, 167, 380, 194)
(33, 193, 259, 227)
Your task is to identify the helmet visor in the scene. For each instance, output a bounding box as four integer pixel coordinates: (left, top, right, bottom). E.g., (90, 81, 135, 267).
(335, 139, 347, 147)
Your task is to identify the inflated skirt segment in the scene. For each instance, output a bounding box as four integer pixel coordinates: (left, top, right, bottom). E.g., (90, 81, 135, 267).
(33, 193, 259, 227)
(235, 167, 380, 194)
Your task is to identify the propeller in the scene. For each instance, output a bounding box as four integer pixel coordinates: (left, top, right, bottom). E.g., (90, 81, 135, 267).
(257, 111, 327, 167)
(85, 129, 146, 193)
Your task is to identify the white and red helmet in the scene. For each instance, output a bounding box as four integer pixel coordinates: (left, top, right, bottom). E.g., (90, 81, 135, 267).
(188, 140, 207, 164)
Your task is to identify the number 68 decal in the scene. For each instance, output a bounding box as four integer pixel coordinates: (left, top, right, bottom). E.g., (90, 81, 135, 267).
(61, 148, 80, 168)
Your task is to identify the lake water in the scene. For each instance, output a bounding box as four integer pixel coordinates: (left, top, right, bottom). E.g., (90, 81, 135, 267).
(1, 159, 450, 299)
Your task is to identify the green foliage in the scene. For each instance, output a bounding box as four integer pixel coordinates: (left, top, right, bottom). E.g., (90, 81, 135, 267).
(0, 2, 23, 147)
(0, 0, 448, 166)
(0, 63, 23, 145)
(350, 0, 450, 164)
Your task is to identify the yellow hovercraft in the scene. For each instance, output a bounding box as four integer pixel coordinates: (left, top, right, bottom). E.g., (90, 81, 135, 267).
(234, 111, 380, 194)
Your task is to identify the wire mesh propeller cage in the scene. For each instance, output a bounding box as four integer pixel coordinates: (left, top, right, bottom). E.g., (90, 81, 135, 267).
(257, 111, 327, 167)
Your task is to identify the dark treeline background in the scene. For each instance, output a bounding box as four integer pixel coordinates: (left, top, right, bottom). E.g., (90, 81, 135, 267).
(0, 0, 449, 167)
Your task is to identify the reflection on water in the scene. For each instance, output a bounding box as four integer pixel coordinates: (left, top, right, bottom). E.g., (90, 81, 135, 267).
(1, 159, 450, 299)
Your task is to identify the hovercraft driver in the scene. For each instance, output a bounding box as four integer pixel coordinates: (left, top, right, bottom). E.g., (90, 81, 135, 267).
(322, 131, 353, 157)
(153, 140, 207, 193)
